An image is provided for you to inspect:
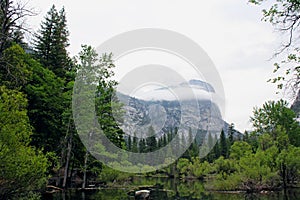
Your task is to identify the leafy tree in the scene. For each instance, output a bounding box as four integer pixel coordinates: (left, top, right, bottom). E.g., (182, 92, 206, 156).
(0, 44, 66, 155)
(0, 44, 32, 89)
(94, 53, 125, 149)
(75, 45, 126, 187)
(251, 100, 300, 147)
(230, 141, 252, 160)
(0, 86, 48, 198)
(277, 145, 300, 186)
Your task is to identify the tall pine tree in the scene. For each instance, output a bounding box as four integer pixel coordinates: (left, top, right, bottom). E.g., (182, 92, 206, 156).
(220, 129, 228, 158)
(34, 5, 70, 78)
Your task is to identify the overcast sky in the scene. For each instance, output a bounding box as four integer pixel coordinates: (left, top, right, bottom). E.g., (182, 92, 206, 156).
(26, 0, 286, 131)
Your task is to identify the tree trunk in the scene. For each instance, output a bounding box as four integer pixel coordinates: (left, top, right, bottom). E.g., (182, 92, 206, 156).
(282, 163, 287, 189)
(62, 134, 72, 188)
(82, 150, 88, 189)
(63, 117, 73, 188)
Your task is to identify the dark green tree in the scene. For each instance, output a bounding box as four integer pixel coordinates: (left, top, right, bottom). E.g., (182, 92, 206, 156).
(127, 135, 132, 151)
(24, 54, 65, 153)
(139, 138, 146, 153)
(132, 132, 138, 153)
(146, 126, 157, 152)
(220, 129, 228, 158)
(228, 123, 235, 145)
(34, 5, 70, 78)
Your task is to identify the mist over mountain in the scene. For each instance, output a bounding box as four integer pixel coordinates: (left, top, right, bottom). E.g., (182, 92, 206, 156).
(115, 79, 241, 142)
(118, 79, 217, 102)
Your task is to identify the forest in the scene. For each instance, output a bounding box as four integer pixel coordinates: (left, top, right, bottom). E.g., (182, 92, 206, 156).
(0, 0, 300, 199)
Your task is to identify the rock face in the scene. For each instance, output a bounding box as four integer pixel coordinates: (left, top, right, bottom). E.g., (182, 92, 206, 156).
(291, 90, 300, 116)
(116, 93, 241, 142)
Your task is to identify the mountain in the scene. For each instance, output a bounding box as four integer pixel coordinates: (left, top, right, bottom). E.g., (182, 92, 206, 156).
(291, 91, 300, 116)
(115, 79, 241, 142)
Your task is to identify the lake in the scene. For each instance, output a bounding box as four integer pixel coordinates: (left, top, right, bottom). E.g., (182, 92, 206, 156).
(42, 177, 300, 200)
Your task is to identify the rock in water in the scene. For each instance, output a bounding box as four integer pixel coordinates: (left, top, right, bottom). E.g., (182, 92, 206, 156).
(135, 190, 150, 199)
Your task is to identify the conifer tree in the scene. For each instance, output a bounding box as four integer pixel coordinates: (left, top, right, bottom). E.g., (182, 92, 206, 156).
(34, 5, 70, 78)
(220, 129, 228, 158)
(228, 123, 235, 145)
(132, 132, 138, 153)
(146, 126, 157, 152)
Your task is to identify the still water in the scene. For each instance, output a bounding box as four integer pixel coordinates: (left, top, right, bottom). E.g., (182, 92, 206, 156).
(42, 177, 300, 200)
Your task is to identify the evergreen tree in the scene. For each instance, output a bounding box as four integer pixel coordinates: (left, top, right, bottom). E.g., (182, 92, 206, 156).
(228, 123, 235, 145)
(139, 138, 146, 153)
(243, 130, 249, 142)
(220, 129, 228, 158)
(34, 5, 70, 78)
(163, 133, 167, 146)
(132, 132, 138, 152)
(146, 126, 157, 152)
(127, 135, 132, 151)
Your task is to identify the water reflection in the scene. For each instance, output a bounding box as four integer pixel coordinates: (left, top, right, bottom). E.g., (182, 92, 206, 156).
(43, 177, 300, 200)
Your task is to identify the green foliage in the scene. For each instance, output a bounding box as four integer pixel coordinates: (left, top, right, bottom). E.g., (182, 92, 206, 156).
(251, 100, 300, 147)
(0, 86, 48, 198)
(277, 145, 300, 185)
(177, 158, 191, 176)
(0, 44, 32, 89)
(98, 166, 132, 184)
(93, 51, 125, 149)
(146, 126, 157, 152)
(220, 129, 228, 158)
(24, 50, 65, 153)
(230, 141, 252, 160)
(212, 100, 300, 191)
(34, 5, 70, 78)
(190, 158, 211, 178)
(228, 123, 235, 145)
